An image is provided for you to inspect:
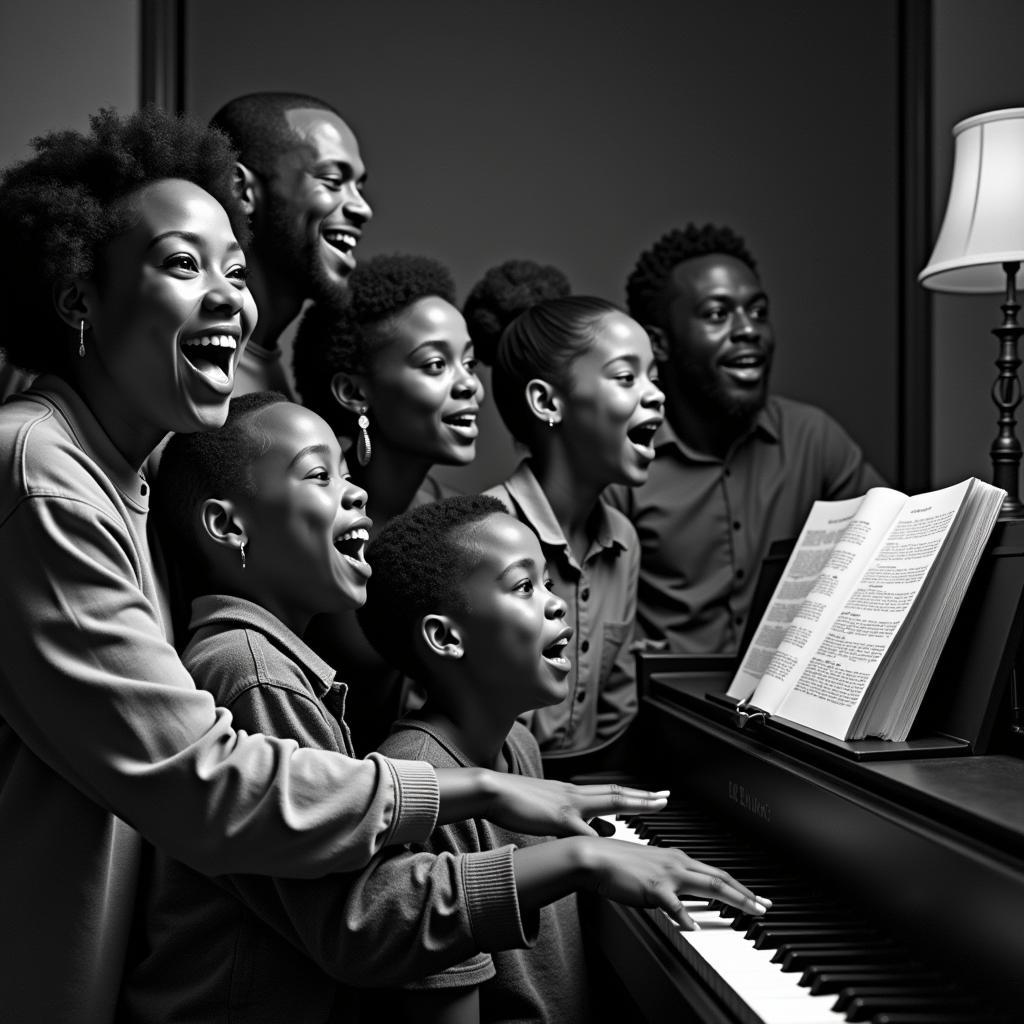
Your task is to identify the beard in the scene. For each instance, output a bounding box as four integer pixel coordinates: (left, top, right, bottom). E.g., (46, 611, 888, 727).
(674, 352, 770, 433)
(258, 192, 352, 309)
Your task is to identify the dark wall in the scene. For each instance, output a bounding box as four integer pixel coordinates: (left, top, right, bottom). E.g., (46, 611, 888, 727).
(0, 1, 137, 169)
(185, 0, 900, 491)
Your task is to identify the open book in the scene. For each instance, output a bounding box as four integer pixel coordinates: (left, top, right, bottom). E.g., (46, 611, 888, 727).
(727, 479, 1005, 742)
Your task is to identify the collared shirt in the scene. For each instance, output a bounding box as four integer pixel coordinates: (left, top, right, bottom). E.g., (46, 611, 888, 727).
(606, 395, 885, 655)
(0, 378, 438, 1024)
(121, 594, 528, 1024)
(486, 461, 639, 758)
(184, 593, 355, 752)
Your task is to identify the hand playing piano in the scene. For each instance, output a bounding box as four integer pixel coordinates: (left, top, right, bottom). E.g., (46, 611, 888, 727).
(476, 773, 672, 838)
(578, 837, 772, 930)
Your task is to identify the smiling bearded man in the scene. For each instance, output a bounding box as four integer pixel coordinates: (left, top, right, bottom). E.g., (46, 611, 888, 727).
(210, 93, 373, 398)
(606, 222, 885, 655)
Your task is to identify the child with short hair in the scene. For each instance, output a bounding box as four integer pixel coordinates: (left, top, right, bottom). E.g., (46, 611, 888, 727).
(362, 495, 770, 1024)
(124, 394, 767, 1023)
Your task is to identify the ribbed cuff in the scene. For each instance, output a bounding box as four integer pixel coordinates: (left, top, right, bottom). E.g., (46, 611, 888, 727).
(462, 845, 537, 952)
(378, 756, 439, 844)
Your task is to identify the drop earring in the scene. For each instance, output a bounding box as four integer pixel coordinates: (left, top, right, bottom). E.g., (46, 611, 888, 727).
(547, 415, 555, 428)
(239, 541, 247, 571)
(78, 319, 88, 358)
(356, 410, 372, 467)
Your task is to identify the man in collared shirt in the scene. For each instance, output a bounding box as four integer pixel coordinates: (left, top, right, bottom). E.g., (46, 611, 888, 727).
(607, 223, 883, 654)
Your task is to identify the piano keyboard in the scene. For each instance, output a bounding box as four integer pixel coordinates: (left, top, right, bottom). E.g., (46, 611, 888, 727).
(598, 805, 1006, 1024)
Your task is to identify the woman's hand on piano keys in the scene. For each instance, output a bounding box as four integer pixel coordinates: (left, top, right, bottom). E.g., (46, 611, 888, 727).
(463, 772, 671, 838)
(575, 838, 771, 929)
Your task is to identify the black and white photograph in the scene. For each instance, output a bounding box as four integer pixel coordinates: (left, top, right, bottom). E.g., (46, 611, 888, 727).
(0, 2, 1021, 1021)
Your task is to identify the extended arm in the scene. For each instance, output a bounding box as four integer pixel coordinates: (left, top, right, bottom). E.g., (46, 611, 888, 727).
(513, 836, 771, 929)
(434, 767, 668, 836)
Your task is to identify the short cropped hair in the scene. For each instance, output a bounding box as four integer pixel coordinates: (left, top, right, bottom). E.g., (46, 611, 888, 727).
(209, 92, 341, 178)
(292, 253, 457, 435)
(463, 259, 572, 366)
(154, 390, 289, 594)
(358, 495, 507, 678)
(625, 223, 758, 329)
(0, 106, 248, 376)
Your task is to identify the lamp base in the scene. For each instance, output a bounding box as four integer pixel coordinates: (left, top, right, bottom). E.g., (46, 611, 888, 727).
(990, 261, 1024, 516)
(997, 496, 1024, 522)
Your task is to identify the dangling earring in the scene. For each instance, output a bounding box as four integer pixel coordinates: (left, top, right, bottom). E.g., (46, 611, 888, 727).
(356, 410, 372, 467)
(547, 415, 555, 428)
(239, 541, 247, 571)
(78, 319, 88, 358)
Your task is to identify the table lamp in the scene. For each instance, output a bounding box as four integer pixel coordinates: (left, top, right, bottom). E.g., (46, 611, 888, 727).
(920, 107, 1024, 520)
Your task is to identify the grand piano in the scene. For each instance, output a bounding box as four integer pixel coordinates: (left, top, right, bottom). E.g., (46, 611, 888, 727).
(593, 521, 1024, 1023)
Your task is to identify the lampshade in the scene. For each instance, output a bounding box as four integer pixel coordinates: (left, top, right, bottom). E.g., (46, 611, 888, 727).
(920, 108, 1024, 294)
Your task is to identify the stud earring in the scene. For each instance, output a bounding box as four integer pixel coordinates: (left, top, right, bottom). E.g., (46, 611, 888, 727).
(356, 410, 372, 467)
(78, 319, 88, 358)
(239, 541, 247, 571)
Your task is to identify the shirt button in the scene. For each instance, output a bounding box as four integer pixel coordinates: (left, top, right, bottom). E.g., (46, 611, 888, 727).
(724, 468, 731, 478)
(576, 691, 586, 703)
(736, 569, 745, 580)
(733, 520, 741, 530)
(140, 483, 148, 496)
(735, 616, 744, 626)
(581, 587, 590, 601)
(581, 639, 590, 653)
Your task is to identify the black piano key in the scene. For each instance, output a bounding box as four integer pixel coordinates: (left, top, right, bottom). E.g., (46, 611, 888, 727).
(737, 904, 851, 920)
(831, 984, 958, 1012)
(721, 896, 829, 917)
(776, 945, 909, 971)
(802, 970, 937, 995)
(747, 911, 873, 927)
(845, 994, 981, 1022)
(804, 969, 937, 995)
(749, 925, 880, 949)
(870, 1014, 1009, 1024)
(746, 915, 866, 932)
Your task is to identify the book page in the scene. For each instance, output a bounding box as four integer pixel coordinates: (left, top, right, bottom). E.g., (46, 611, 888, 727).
(773, 480, 972, 739)
(727, 488, 907, 711)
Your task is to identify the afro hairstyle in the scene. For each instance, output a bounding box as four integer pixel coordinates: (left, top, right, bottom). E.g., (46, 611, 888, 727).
(209, 92, 342, 178)
(357, 494, 508, 679)
(462, 258, 572, 367)
(153, 390, 289, 598)
(0, 105, 249, 377)
(625, 223, 758, 329)
(292, 253, 457, 436)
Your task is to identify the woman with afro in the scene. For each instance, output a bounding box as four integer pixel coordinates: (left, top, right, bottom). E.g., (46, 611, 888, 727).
(465, 260, 665, 778)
